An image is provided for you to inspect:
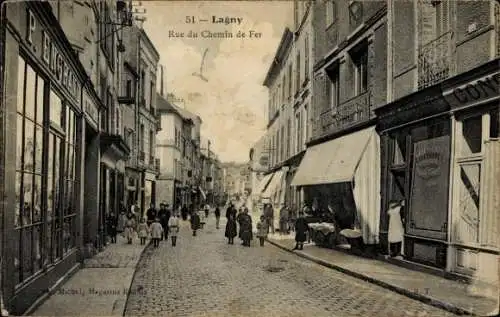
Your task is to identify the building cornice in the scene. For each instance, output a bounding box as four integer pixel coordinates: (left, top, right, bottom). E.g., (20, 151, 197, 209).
(263, 27, 294, 87)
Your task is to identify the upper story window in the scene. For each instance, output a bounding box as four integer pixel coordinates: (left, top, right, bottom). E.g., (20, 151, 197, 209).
(304, 34, 309, 81)
(419, 0, 450, 46)
(99, 2, 114, 68)
(326, 64, 340, 111)
(288, 64, 293, 98)
(325, 0, 337, 27)
(296, 52, 301, 93)
(350, 43, 368, 95)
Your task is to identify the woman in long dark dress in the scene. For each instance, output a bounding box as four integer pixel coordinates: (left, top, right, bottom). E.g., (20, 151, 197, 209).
(294, 211, 308, 250)
(225, 214, 237, 244)
(240, 209, 253, 247)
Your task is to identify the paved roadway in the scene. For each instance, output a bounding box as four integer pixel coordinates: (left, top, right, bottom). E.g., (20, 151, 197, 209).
(124, 216, 456, 317)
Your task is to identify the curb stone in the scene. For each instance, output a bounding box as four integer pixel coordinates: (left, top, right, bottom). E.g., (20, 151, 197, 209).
(121, 242, 152, 317)
(266, 238, 475, 316)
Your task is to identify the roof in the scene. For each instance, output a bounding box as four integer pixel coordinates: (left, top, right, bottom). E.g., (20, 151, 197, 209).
(263, 27, 294, 87)
(156, 93, 205, 125)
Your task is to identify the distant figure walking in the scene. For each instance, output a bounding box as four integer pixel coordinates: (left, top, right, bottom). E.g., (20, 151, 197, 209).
(124, 212, 137, 244)
(150, 217, 163, 248)
(168, 212, 180, 247)
(146, 203, 157, 227)
(181, 205, 189, 221)
(190, 211, 201, 236)
(225, 214, 237, 244)
(264, 204, 275, 234)
(293, 211, 308, 250)
(158, 203, 171, 240)
(256, 215, 268, 247)
(117, 209, 126, 236)
(239, 208, 253, 247)
(106, 211, 118, 243)
(214, 206, 221, 229)
(137, 218, 149, 245)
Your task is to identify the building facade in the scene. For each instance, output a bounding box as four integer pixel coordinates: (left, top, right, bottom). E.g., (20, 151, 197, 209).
(376, 0, 499, 297)
(0, 1, 137, 313)
(248, 134, 270, 213)
(120, 24, 160, 217)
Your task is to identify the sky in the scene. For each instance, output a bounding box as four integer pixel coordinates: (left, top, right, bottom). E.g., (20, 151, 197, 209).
(140, 0, 293, 163)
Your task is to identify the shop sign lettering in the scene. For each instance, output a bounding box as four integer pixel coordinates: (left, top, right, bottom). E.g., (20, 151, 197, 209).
(26, 9, 81, 104)
(444, 73, 500, 108)
(84, 94, 99, 127)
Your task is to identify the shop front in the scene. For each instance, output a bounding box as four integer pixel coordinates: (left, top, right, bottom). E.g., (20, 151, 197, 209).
(99, 134, 130, 247)
(261, 167, 288, 230)
(376, 60, 499, 296)
(0, 2, 101, 314)
(291, 126, 381, 255)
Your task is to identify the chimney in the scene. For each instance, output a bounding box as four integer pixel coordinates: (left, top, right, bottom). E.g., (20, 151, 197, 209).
(160, 64, 164, 96)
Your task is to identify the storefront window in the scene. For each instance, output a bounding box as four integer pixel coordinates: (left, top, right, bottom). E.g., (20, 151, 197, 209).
(15, 56, 45, 283)
(460, 116, 482, 157)
(456, 163, 481, 243)
(392, 133, 407, 165)
(63, 107, 77, 253)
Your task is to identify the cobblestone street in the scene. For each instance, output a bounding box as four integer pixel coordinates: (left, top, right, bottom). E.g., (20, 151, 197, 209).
(124, 217, 457, 317)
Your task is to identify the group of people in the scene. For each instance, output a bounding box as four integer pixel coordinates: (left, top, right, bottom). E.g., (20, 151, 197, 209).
(223, 202, 309, 250)
(106, 202, 180, 247)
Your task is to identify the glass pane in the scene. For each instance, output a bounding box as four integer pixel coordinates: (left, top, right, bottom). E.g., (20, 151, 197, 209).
(47, 136, 54, 220)
(53, 137, 61, 221)
(22, 173, 33, 226)
(15, 172, 22, 228)
(24, 119, 34, 172)
(393, 134, 407, 165)
(16, 115, 24, 171)
(45, 222, 52, 265)
(25, 64, 36, 120)
(50, 90, 62, 126)
(65, 142, 70, 179)
(457, 164, 481, 243)
(36, 76, 44, 124)
(65, 181, 73, 216)
(17, 56, 25, 114)
(460, 116, 482, 156)
(33, 224, 43, 273)
(63, 217, 75, 254)
(33, 175, 42, 223)
(71, 146, 76, 180)
(53, 229, 61, 260)
(34, 125, 43, 174)
(14, 229, 20, 284)
(22, 227, 32, 280)
(65, 107, 70, 136)
(390, 170, 406, 202)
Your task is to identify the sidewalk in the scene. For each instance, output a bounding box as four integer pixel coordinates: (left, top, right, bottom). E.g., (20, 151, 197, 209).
(267, 233, 498, 317)
(30, 235, 148, 316)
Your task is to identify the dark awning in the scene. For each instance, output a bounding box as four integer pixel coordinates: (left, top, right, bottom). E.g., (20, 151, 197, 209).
(100, 133, 130, 161)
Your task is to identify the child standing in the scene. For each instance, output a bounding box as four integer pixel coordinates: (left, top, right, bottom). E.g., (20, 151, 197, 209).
(137, 218, 149, 245)
(168, 212, 180, 246)
(106, 212, 118, 243)
(256, 215, 268, 247)
(150, 217, 163, 248)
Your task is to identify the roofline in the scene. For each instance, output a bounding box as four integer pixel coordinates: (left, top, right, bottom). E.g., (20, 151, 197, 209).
(263, 27, 293, 87)
(139, 27, 160, 61)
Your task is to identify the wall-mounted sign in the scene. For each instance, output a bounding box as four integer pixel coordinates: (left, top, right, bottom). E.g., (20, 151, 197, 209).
(443, 72, 500, 109)
(26, 9, 82, 105)
(84, 93, 99, 128)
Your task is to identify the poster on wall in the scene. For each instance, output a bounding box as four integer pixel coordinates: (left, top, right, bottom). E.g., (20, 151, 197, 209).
(408, 135, 450, 239)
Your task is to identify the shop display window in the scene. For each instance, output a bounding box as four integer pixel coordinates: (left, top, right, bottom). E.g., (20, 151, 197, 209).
(15, 56, 46, 283)
(456, 163, 481, 243)
(14, 55, 78, 285)
(459, 116, 482, 157)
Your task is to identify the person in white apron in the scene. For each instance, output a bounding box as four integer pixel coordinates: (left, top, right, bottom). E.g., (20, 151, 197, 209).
(388, 200, 405, 258)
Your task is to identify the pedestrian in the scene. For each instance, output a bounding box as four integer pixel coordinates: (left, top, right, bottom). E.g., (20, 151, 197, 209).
(225, 214, 237, 244)
(240, 208, 253, 247)
(226, 203, 236, 219)
(388, 200, 405, 258)
(288, 205, 297, 233)
(190, 211, 201, 236)
(214, 206, 221, 229)
(279, 205, 289, 235)
(181, 204, 188, 221)
(293, 211, 308, 250)
(137, 218, 149, 245)
(158, 203, 171, 240)
(204, 203, 210, 218)
(256, 215, 268, 247)
(264, 203, 275, 234)
(150, 217, 163, 248)
(146, 203, 157, 227)
(199, 207, 206, 229)
(106, 211, 118, 243)
(117, 209, 126, 237)
(168, 212, 180, 247)
(124, 212, 136, 244)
